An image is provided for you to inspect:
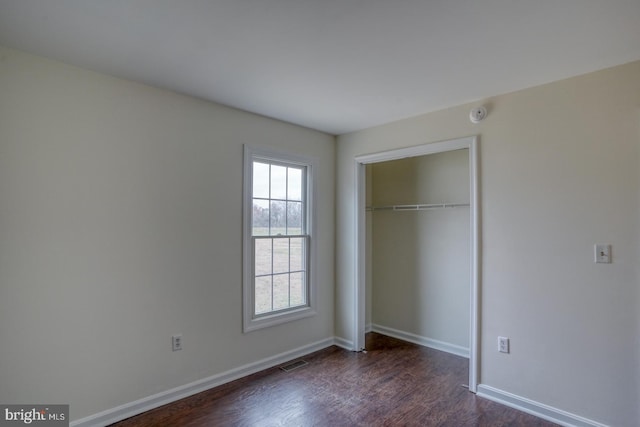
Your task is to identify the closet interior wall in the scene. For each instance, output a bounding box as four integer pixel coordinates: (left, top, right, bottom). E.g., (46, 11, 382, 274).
(366, 149, 471, 354)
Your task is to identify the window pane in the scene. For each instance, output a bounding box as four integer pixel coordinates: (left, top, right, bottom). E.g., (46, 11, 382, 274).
(255, 276, 272, 315)
(286, 202, 302, 235)
(271, 165, 287, 200)
(245, 150, 313, 328)
(253, 162, 270, 199)
(272, 238, 289, 274)
(289, 237, 304, 272)
(270, 201, 286, 234)
(254, 239, 272, 276)
(252, 199, 270, 235)
(290, 272, 305, 306)
(273, 274, 289, 311)
(287, 167, 303, 201)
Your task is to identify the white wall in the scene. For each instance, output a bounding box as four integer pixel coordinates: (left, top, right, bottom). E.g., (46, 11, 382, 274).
(336, 61, 640, 427)
(368, 151, 470, 349)
(0, 46, 335, 422)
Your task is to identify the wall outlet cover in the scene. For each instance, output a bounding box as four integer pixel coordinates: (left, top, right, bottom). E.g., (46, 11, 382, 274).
(498, 336, 509, 353)
(172, 334, 182, 351)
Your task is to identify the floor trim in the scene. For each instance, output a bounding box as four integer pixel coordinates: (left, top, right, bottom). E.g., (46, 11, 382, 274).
(476, 384, 608, 427)
(333, 336, 353, 350)
(372, 324, 470, 358)
(70, 337, 335, 427)
(70, 336, 608, 427)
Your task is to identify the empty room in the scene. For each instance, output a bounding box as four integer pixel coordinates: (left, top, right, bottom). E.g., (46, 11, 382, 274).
(0, 1, 639, 426)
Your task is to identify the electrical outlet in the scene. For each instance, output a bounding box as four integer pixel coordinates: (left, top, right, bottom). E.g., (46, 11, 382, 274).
(172, 334, 182, 351)
(498, 336, 509, 354)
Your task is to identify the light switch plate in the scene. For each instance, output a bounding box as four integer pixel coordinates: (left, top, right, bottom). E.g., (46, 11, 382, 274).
(594, 244, 611, 264)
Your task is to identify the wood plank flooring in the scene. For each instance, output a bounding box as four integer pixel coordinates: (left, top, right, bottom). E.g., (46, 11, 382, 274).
(111, 333, 558, 426)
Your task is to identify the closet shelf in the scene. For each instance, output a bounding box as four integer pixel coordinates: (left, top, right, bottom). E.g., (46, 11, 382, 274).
(366, 203, 470, 212)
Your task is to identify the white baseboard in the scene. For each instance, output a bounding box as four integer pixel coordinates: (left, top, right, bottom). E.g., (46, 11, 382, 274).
(477, 384, 608, 427)
(365, 323, 372, 333)
(333, 336, 354, 350)
(71, 337, 336, 427)
(371, 324, 469, 358)
(69, 337, 609, 427)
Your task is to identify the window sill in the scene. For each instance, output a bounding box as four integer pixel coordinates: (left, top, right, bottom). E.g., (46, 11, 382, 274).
(243, 305, 316, 333)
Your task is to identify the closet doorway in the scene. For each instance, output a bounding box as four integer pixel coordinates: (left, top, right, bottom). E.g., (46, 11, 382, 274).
(353, 136, 479, 392)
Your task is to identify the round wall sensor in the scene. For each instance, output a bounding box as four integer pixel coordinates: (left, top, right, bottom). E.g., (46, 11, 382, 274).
(469, 106, 487, 123)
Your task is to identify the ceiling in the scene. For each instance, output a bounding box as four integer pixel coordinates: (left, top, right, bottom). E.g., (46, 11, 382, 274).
(0, 1, 639, 135)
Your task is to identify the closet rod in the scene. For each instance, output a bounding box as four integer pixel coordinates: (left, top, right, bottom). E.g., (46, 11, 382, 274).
(366, 203, 470, 212)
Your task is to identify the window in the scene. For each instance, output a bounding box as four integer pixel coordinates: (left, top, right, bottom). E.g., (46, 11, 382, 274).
(243, 145, 316, 332)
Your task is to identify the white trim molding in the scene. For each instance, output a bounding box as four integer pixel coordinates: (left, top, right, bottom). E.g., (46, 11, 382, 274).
(353, 135, 480, 392)
(372, 324, 469, 358)
(476, 385, 609, 427)
(71, 338, 335, 427)
(242, 144, 318, 332)
(69, 338, 608, 427)
(333, 336, 354, 351)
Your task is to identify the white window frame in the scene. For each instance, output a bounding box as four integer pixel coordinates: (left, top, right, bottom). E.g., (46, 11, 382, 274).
(242, 145, 317, 332)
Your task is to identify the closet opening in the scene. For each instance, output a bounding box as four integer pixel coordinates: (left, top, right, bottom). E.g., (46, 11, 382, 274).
(353, 136, 480, 393)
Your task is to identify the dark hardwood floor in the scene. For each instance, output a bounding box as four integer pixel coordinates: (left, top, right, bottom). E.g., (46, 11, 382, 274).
(111, 333, 558, 426)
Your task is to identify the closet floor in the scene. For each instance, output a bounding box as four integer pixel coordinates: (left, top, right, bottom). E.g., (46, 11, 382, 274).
(110, 332, 558, 426)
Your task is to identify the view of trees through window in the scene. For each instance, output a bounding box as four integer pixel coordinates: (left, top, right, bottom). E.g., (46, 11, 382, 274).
(252, 161, 308, 315)
(252, 202, 302, 235)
